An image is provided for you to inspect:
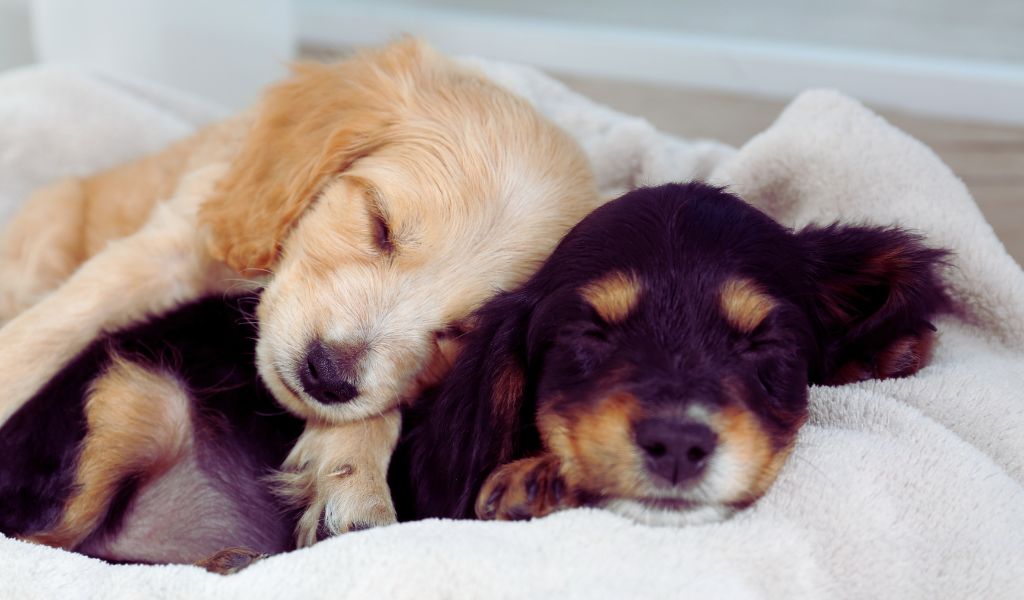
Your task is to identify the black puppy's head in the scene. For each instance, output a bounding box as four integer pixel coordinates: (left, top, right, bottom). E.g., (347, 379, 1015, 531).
(440, 182, 948, 524)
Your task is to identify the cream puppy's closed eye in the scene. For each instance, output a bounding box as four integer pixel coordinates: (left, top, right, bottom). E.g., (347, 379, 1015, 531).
(197, 40, 600, 540)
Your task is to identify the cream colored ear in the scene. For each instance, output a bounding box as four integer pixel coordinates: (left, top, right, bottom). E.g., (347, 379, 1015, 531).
(198, 39, 434, 273)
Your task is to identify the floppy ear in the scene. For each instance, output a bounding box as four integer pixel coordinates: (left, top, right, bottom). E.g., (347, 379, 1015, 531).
(198, 40, 431, 272)
(402, 291, 540, 519)
(798, 224, 950, 384)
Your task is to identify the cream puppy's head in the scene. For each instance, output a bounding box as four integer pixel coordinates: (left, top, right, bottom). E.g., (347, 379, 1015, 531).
(199, 40, 598, 423)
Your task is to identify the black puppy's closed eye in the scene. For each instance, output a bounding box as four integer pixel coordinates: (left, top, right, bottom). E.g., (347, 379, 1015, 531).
(580, 325, 608, 343)
(736, 328, 780, 356)
(755, 367, 775, 395)
(739, 328, 789, 398)
(562, 322, 613, 375)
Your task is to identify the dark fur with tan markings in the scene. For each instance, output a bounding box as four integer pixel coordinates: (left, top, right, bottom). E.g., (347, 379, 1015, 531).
(392, 182, 951, 522)
(0, 295, 303, 562)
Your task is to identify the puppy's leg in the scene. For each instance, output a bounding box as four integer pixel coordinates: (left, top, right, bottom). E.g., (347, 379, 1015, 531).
(273, 411, 400, 546)
(195, 547, 268, 575)
(0, 179, 88, 322)
(0, 130, 218, 324)
(0, 165, 236, 425)
(476, 454, 577, 521)
(26, 356, 193, 549)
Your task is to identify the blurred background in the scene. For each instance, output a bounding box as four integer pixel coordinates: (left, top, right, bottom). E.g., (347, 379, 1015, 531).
(0, 0, 1021, 259)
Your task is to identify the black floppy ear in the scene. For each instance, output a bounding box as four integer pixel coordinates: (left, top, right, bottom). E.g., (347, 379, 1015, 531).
(798, 224, 950, 385)
(401, 291, 539, 519)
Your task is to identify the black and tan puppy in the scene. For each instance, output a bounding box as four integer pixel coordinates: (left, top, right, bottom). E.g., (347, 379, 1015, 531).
(393, 182, 949, 525)
(0, 295, 303, 564)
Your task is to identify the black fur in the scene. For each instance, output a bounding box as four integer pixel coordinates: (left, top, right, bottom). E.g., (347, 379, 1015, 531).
(0, 294, 303, 541)
(392, 182, 951, 520)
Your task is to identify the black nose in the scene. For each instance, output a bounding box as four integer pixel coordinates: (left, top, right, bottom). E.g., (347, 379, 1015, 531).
(635, 419, 717, 485)
(299, 340, 360, 404)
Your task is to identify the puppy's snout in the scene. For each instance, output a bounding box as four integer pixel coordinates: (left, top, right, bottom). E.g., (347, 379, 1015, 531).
(299, 339, 362, 404)
(635, 419, 717, 485)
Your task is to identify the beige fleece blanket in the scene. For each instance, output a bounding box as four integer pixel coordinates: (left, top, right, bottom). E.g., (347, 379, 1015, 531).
(0, 60, 1021, 600)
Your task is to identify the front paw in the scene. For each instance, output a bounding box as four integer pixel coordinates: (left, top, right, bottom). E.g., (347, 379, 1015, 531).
(275, 461, 397, 547)
(195, 547, 267, 575)
(476, 455, 574, 521)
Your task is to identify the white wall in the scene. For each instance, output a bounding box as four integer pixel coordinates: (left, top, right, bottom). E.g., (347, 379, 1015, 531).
(296, 0, 1024, 125)
(1, 0, 1021, 122)
(25, 0, 296, 108)
(370, 0, 1024, 66)
(0, 0, 33, 70)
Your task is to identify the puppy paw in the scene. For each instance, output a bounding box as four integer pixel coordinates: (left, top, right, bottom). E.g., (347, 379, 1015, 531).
(276, 416, 401, 546)
(277, 460, 397, 547)
(476, 455, 573, 521)
(195, 547, 267, 575)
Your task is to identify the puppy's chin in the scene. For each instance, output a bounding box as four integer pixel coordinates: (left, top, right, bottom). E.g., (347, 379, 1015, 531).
(600, 498, 736, 527)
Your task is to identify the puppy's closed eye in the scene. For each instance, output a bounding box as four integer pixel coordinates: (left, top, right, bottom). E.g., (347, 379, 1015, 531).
(370, 211, 394, 255)
(735, 323, 785, 356)
(580, 324, 609, 343)
(363, 186, 395, 256)
(557, 320, 614, 376)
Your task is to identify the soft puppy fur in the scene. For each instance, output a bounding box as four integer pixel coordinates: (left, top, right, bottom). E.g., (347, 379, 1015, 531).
(392, 182, 949, 525)
(1, 182, 949, 566)
(0, 295, 303, 563)
(0, 39, 598, 551)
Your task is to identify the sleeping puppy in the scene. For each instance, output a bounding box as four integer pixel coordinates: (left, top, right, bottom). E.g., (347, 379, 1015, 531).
(392, 182, 949, 525)
(0, 39, 598, 549)
(0, 294, 304, 563)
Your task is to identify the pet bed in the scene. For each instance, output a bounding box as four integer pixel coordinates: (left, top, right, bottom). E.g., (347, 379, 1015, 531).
(0, 59, 1021, 600)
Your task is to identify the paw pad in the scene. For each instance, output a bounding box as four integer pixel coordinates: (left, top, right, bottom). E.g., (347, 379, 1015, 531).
(476, 455, 572, 521)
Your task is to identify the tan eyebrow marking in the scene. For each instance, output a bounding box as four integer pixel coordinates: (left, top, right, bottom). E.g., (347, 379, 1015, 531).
(720, 277, 777, 333)
(580, 271, 641, 324)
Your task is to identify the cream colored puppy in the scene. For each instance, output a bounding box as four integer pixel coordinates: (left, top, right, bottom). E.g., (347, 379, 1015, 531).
(0, 40, 598, 545)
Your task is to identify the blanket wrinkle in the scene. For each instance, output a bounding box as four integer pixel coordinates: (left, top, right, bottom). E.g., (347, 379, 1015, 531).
(0, 60, 1022, 600)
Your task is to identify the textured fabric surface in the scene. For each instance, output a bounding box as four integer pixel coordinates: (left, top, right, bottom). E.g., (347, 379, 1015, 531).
(0, 60, 1021, 600)
(0, 64, 224, 225)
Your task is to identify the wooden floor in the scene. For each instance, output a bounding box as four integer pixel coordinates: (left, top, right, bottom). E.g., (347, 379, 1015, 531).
(555, 74, 1024, 266)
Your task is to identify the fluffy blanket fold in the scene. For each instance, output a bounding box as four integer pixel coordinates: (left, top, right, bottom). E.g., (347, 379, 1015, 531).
(0, 60, 1021, 600)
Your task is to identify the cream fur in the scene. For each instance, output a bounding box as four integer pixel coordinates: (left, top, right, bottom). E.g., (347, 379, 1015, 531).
(0, 40, 599, 545)
(271, 412, 402, 545)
